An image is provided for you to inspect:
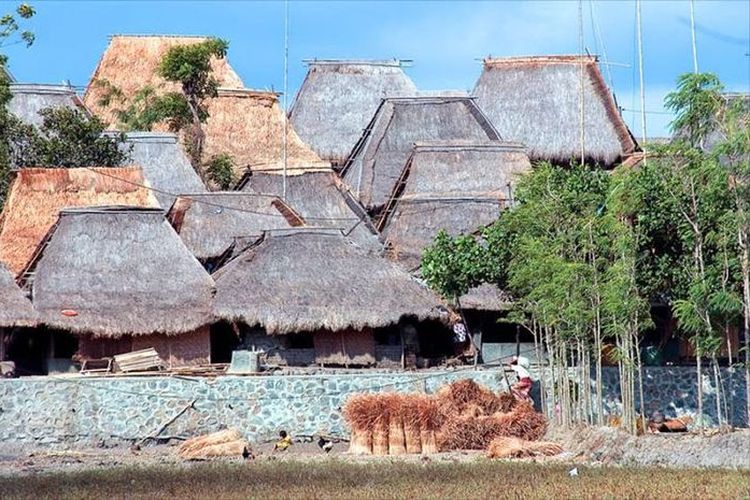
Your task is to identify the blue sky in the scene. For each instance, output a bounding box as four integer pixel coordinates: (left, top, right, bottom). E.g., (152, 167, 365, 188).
(4, 0, 749, 137)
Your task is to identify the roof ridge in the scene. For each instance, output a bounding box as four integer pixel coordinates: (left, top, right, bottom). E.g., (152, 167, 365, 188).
(483, 54, 598, 66)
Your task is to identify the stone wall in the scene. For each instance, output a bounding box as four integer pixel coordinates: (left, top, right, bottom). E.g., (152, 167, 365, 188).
(0, 367, 745, 446)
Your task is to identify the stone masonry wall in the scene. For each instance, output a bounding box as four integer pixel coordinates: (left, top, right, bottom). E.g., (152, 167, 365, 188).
(0, 367, 745, 446)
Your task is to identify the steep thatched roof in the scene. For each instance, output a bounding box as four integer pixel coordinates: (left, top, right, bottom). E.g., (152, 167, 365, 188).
(459, 284, 512, 312)
(237, 170, 380, 252)
(201, 88, 328, 175)
(379, 141, 530, 271)
(0, 167, 159, 276)
(8, 83, 88, 126)
(167, 192, 304, 264)
(122, 132, 206, 208)
(83, 34, 244, 127)
(0, 263, 35, 328)
(288, 60, 417, 166)
(28, 207, 214, 337)
(341, 96, 501, 212)
(212, 228, 447, 335)
(472, 55, 639, 166)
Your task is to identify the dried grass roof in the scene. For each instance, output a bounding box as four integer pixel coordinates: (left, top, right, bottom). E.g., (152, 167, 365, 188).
(202, 88, 328, 174)
(29, 206, 215, 337)
(379, 141, 531, 271)
(122, 132, 206, 208)
(341, 96, 502, 212)
(459, 284, 512, 312)
(0, 263, 35, 327)
(0, 167, 159, 276)
(212, 228, 447, 334)
(237, 170, 381, 252)
(84, 34, 244, 127)
(288, 59, 417, 165)
(167, 192, 304, 263)
(8, 83, 87, 127)
(472, 55, 639, 166)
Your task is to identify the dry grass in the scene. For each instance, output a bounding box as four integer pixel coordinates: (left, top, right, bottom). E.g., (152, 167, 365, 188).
(1, 460, 747, 499)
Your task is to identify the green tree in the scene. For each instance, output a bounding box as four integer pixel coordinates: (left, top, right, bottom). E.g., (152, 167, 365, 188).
(205, 153, 236, 190)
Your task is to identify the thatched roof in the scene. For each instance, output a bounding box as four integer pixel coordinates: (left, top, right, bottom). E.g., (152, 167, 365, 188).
(472, 55, 639, 166)
(167, 192, 304, 264)
(341, 96, 502, 212)
(237, 169, 381, 252)
(288, 60, 417, 166)
(8, 83, 88, 127)
(0, 167, 159, 276)
(201, 88, 328, 175)
(459, 284, 512, 312)
(212, 228, 447, 335)
(83, 34, 244, 127)
(0, 263, 35, 328)
(379, 141, 530, 270)
(122, 132, 206, 208)
(28, 206, 215, 337)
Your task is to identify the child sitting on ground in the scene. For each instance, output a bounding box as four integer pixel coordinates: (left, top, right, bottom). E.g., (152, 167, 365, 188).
(274, 430, 293, 452)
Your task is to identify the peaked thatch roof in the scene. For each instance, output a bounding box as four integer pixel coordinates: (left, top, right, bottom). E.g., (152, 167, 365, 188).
(459, 284, 512, 312)
(122, 132, 206, 208)
(8, 83, 88, 127)
(379, 141, 530, 270)
(212, 228, 447, 335)
(237, 169, 381, 252)
(0, 167, 159, 276)
(0, 263, 35, 328)
(28, 207, 214, 337)
(201, 88, 328, 175)
(288, 59, 418, 166)
(167, 192, 304, 264)
(472, 55, 639, 166)
(341, 96, 502, 212)
(83, 34, 244, 127)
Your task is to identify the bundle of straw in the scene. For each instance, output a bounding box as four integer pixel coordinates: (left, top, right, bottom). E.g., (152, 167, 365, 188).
(387, 394, 407, 455)
(491, 401, 547, 441)
(416, 395, 440, 454)
(342, 394, 377, 454)
(371, 395, 391, 456)
(401, 396, 422, 454)
(180, 439, 250, 459)
(436, 379, 501, 415)
(178, 428, 242, 457)
(486, 436, 562, 459)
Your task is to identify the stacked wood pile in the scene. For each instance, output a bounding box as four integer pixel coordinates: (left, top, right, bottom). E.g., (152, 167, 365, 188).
(178, 428, 251, 459)
(342, 379, 555, 456)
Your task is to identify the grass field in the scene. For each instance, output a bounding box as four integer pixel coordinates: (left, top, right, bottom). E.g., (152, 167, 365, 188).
(1, 459, 749, 499)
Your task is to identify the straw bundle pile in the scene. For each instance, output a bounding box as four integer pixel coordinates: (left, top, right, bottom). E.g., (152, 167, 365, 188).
(486, 436, 563, 459)
(178, 428, 249, 459)
(341, 394, 377, 455)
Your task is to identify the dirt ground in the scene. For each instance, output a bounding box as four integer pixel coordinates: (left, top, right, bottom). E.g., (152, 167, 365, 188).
(0, 427, 748, 477)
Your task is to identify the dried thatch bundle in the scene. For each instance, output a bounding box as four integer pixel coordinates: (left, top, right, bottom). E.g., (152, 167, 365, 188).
(387, 394, 407, 455)
(181, 439, 250, 460)
(495, 401, 548, 441)
(371, 396, 391, 456)
(342, 394, 378, 455)
(497, 392, 518, 413)
(400, 396, 422, 454)
(486, 436, 562, 459)
(178, 428, 242, 456)
(436, 379, 502, 416)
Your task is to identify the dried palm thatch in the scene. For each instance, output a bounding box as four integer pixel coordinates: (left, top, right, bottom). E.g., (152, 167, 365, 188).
(387, 394, 407, 455)
(486, 436, 562, 459)
(401, 396, 422, 454)
(167, 192, 303, 265)
(202, 89, 328, 176)
(342, 394, 379, 455)
(341, 96, 501, 213)
(180, 439, 249, 459)
(435, 379, 503, 416)
(27, 206, 215, 337)
(212, 228, 445, 335)
(8, 83, 87, 127)
(472, 55, 639, 166)
(379, 141, 531, 271)
(178, 428, 242, 456)
(237, 170, 380, 252)
(122, 132, 206, 209)
(0, 262, 36, 328)
(289, 60, 417, 166)
(459, 284, 513, 313)
(84, 34, 244, 127)
(0, 167, 159, 276)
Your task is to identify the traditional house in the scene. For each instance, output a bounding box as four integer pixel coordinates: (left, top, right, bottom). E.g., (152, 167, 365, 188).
(288, 60, 417, 168)
(123, 132, 206, 208)
(8, 83, 87, 126)
(0, 263, 36, 373)
(237, 170, 381, 252)
(341, 96, 501, 215)
(212, 228, 449, 367)
(472, 55, 639, 167)
(0, 167, 159, 276)
(378, 141, 531, 270)
(167, 192, 304, 271)
(25, 207, 215, 368)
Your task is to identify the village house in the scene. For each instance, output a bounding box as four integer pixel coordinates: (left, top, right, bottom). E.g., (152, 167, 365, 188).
(0, 263, 36, 376)
(289, 59, 417, 169)
(340, 96, 502, 216)
(7, 83, 86, 126)
(23, 206, 215, 371)
(472, 55, 640, 167)
(211, 228, 450, 367)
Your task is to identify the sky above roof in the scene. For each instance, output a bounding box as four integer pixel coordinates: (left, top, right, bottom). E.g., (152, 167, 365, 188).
(4, 0, 749, 138)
